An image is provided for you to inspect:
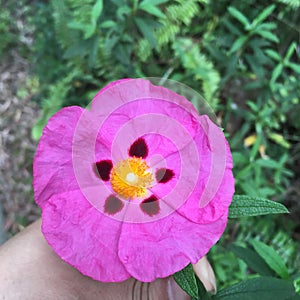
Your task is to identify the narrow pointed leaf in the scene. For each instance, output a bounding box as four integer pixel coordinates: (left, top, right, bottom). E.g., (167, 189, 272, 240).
(85, 0, 103, 39)
(229, 36, 248, 53)
(229, 244, 274, 276)
(173, 264, 198, 299)
(253, 5, 276, 26)
(250, 240, 289, 279)
(286, 42, 296, 60)
(228, 7, 250, 27)
(91, 0, 103, 24)
(134, 17, 157, 47)
(229, 195, 289, 218)
(140, 0, 170, 5)
(265, 49, 281, 61)
(139, 4, 166, 19)
(288, 62, 300, 74)
(256, 30, 279, 43)
(271, 64, 283, 82)
(213, 277, 296, 300)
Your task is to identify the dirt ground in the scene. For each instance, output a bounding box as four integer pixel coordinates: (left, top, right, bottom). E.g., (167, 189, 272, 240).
(0, 51, 40, 238)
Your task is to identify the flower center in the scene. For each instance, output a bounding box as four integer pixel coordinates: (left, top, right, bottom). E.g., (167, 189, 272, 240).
(110, 157, 153, 199)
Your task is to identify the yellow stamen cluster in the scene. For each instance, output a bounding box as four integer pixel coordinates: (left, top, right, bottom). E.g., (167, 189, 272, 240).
(110, 157, 153, 199)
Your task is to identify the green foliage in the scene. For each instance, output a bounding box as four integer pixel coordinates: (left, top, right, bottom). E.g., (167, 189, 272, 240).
(209, 2, 299, 201)
(30, 0, 221, 135)
(175, 236, 299, 299)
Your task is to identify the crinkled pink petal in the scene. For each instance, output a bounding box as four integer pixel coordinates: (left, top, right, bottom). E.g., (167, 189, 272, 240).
(33, 106, 84, 208)
(169, 116, 234, 223)
(93, 78, 131, 99)
(95, 97, 199, 159)
(176, 142, 234, 223)
(118, 211, 228, 282)
(147, 114, 234, 224)
(92, 79, 199, 122)
(42, 189, 131, 282)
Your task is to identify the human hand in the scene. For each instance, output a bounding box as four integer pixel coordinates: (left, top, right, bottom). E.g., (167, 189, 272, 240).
(0, 219, 216, 299)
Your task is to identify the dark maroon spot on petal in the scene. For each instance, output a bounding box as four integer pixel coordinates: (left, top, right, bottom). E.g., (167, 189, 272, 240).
(140, 195, 160, 216)
(95, 160, 113, 181)
(129, 138, 148, 158)
(156, 168, 174, 183)
(104, 195, 124, 215)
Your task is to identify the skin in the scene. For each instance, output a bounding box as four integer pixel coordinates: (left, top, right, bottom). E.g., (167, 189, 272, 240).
(0, 219, 216, 300)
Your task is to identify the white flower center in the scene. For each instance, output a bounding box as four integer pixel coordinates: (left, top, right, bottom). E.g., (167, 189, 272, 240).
(126, 172, 137, 183)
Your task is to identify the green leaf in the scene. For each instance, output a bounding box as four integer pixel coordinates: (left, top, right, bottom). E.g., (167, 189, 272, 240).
(139, 3, 166, 18)
(228, 7, 250, 28)
(229, 244, 274, 276)
(134, 17, 157, 47)
(99, 20, 116, 28)
(229, 195, 289, 218)
(88, 36, 99, 68)
(285, 42, 296, 60)
(255, 158, 281, 169)
(173, 264, 198, 299)
(91, 0, 103, 25)
(213, 277, 296, 300)
(271, 64, 283, 82)
(117, 5, 131, 20)
(104, 35, 119, 51)
(249, 131, 262, 161)
(63, 41, 90, 59)
(253, 5, 276, 26)
(222, 18, 242, 36)
(267, 133, 291, 148)
(256, 30, 279, 43)
(84, 0, 103, 39)
(67, 21, 88, 32)
(140, 0, 170, 5)
(288, 62, 300, 74)
(250, 240, 289, 279)
(114, 43, 132, 65)
(257, 22, 277, 31)
(229, 35, 248, 53)
(265, 49, 281, 61)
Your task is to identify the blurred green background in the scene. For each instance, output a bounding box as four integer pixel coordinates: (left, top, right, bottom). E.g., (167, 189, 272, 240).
(0, 0, 299, 294)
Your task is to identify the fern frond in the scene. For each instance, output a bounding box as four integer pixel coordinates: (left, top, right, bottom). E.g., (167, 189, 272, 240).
(173, 38, 220, 108)
(155, 0, 200, 47)
(66, 0, 95, 25)
(276, 0, 300, 8)
(156, 24, 180, 45)
(167, 0, 199, 25)
(136, 39, 152, 62)
(51, 0, 79, 50)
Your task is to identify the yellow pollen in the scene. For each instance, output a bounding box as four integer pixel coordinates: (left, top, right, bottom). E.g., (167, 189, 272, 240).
(110, 157, 153, 199)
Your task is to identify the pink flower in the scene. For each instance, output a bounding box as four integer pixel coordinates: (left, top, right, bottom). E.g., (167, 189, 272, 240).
(33, 79, 234, 282)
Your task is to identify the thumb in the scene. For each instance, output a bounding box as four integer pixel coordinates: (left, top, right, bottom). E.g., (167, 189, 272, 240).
(192, 256, 217, 294)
